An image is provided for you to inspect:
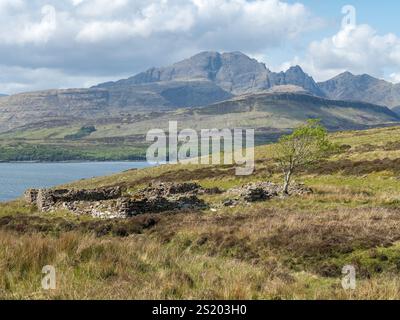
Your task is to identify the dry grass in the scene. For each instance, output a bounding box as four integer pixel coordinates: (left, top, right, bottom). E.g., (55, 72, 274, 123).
(3, 206, 400, 299)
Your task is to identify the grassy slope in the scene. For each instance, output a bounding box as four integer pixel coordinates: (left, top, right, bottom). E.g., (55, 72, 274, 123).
(4, 126, 400, 299)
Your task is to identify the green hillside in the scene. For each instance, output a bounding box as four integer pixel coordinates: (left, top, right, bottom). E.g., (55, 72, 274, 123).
(3, 125, 400, 299)
(0, 93, 398, 161)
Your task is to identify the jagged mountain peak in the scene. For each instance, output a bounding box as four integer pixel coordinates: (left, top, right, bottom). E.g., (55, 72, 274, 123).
(94, 51, 325, 96)
(335, 71, 354, 78)
(267, 64, 325, 97)
(328, 71, 386, 83)
(319, 71, 400, 108)
(286, 65, 304, 73)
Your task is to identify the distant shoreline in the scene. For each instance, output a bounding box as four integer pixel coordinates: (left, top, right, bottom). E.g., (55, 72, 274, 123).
(0, 160, 149, 164)
(0, 161, 154, 203)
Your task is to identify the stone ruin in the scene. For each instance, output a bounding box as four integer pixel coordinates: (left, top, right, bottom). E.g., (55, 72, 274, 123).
(24, 182, 208, 219)
(36, 187, 122, 212)
(25, 187, 121, 211)
(24, 181, 312, 218)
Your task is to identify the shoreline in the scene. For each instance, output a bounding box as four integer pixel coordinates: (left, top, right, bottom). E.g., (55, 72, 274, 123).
(0, 161, 154, 203)
(0, 160, 149, 164)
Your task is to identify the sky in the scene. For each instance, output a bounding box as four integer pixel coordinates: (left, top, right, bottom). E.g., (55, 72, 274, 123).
(0, 0, 399, 94)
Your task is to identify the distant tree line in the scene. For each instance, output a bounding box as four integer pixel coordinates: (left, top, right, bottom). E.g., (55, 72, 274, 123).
(0, 144, 147, 162)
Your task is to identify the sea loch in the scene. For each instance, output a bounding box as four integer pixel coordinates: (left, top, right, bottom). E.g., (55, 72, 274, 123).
(0, 162, 151, 202)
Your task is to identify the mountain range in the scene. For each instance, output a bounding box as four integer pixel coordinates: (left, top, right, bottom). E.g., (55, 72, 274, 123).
(94, 51, 325, 97)
(319, 72, 400, 109)
(0, 51, 400, 134)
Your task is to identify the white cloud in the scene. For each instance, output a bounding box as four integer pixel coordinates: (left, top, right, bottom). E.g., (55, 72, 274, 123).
(390, 73, 400, 83)
(0, 4, 57, 45)
(0, 64, 123, 94)
(301, 24, 400, 81)
(0, 0, 24, 12)
(76, 1, 196, 41)
(75, 0, 129, 17)
(76, 0, 312, 43)
(0, 0, 318, 93)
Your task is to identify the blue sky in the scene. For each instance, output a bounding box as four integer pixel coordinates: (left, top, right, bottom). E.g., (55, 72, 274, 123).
(264, 0, 400, 79)
(298, 0, 400, 35)
(0, 0, 399, 94)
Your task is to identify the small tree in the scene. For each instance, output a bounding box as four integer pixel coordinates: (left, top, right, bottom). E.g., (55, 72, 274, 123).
(273, 120, 332, 194)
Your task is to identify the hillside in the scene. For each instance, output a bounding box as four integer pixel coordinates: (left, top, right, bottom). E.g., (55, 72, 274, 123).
(1, 92, 398, 161)
(0, 81, 233, 133)
(319, 72, 400, 109)
(4, 125, 400, 299)
(184, 92, 400, 131)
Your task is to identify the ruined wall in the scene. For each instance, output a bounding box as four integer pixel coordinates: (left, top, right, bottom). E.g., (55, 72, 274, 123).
(23, 181, 310, 219)
(29, 187, 122, 212)
(24, 183, 207, 218)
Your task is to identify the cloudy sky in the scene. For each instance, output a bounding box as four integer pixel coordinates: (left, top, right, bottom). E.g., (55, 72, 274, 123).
(0, 0, 399, 94)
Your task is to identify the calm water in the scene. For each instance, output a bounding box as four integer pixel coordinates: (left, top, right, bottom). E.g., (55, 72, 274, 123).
(0, 162, 152, 202)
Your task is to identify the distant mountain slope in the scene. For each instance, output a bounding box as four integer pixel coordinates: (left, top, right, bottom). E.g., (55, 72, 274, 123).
(95, 51, 324, 97)
(0, 81, 233, 132)
(1, 51, 400, 134)
(179, 92, 400, 131)
(392, 105, 400, 114)
(6, 92, 398, 140)
(0, 89, 110, 132)
(2, 92, 399, 162)
(319, 72, 400, 108)
(104, 80, 233, 109)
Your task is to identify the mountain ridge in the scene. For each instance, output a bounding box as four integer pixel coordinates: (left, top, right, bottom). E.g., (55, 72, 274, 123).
(94, 51, 324, 97)
(319, 71, 400, 108)
(1, 51, 400, 133)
